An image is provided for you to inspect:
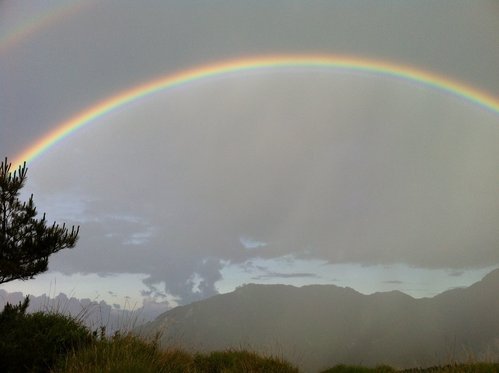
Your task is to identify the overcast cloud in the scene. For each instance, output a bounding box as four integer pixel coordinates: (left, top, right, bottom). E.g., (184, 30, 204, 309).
(1, 1, 498, 305)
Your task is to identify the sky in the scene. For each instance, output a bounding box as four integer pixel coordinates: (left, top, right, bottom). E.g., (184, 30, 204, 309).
(1, 0, 498, 311)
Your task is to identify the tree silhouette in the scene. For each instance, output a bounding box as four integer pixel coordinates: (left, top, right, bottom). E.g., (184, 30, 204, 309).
(0, 157, 79, 284)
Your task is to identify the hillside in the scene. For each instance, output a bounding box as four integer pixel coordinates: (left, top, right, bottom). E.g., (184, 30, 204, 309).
(138, 269, 499, 372)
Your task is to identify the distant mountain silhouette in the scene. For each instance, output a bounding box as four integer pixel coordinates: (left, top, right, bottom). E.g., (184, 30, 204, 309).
(0, 290, 166, 334)
(139, 269, 499, 372)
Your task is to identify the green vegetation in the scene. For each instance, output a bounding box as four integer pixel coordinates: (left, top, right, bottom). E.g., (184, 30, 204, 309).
(0, 298, 298, 372)
(320, 363, 499, 373)
(57, 333, 192, 373)
(0, 299, 498, 372)
(0, 297, 93, 372)
(0, 157, 79, 284)
(321, 364, 396, 372)
(193, 350, 299, 372)
(400, 363, 499, 372)
(59, 335, 299, 372)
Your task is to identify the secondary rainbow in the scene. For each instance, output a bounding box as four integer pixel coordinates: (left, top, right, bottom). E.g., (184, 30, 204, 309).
(0, 1, 93, 55)
(13, 54, 499, 169)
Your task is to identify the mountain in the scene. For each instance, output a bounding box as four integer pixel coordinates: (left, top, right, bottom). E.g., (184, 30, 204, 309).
(138, 269, 499, 372)
(0, 290, 166, 334)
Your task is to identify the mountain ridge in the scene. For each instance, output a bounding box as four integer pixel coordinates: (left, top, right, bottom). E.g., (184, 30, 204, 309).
(139, 268, 499, 372)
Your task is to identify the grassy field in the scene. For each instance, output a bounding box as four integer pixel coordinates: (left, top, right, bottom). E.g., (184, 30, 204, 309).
(53, 334, 499, 373)
(1, 299, 498, 372)
(58, 333, 299, 372)
(321, 363, 499, 373)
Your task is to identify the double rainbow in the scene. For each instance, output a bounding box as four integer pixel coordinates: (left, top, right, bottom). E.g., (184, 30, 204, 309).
(13, 55, 499, 169)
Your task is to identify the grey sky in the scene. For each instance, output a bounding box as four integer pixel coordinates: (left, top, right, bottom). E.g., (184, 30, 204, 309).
(1, 1, 498, 306)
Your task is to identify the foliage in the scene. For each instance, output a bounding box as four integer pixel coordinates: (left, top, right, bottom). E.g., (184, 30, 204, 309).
(0, 297, 94, 373)
(192, 349, 300, 372)
(401, 363, 499, 372)
(59, 333, 300, 373)
(321, 364, 396, 373)
(58, 333, 194, 373)
(321, 363, 499, 373)
(0, 308, 496, 373)
(0, 157, 79, 283)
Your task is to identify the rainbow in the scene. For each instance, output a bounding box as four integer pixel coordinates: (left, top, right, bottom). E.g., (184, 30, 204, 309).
(0, 1, 93, 55)
(13, 54, 499, 169)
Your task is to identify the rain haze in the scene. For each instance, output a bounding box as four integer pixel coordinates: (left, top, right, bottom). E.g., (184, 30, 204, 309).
(1, 0, 498, 314)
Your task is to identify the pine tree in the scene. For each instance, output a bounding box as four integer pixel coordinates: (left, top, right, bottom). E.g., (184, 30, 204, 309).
(0, 157, 79, 284)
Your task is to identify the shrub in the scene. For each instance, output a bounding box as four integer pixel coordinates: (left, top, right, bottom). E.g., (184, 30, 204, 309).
(0, 297, 94, 373)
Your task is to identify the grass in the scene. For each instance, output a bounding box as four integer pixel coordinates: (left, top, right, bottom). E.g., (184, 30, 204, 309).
(60, 341, 499, 373)
(57, 333, 299, 373)
(320, 364, 396, 372)
(0, 296, 298, 372)
(193, 349, 300, 372)
(57, 332, 499, 373)
(57, 333, 193, 373)
(1, 298, 498, 372)
(320, 363, 499, 373)
(400, 362, 499, 372)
